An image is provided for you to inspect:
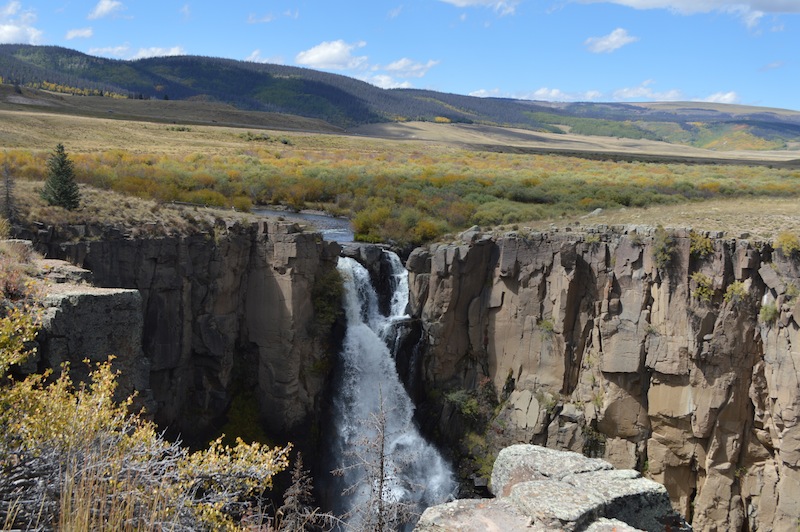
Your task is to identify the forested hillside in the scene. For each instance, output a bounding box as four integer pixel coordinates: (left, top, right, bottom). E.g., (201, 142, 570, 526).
(2, 44, 800, 149)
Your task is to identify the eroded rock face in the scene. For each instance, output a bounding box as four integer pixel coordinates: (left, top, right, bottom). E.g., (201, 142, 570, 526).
(410, 226, 800, 531)
(416, 444, 676, 531)
(24, 221, 341, 441)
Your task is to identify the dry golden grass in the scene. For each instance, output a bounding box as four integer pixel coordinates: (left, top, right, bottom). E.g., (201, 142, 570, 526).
(515, 197, 800, 241)
(13, 179, 258, 236)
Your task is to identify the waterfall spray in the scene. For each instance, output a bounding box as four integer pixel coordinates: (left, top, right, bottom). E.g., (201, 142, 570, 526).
(331, 253, 454, 529)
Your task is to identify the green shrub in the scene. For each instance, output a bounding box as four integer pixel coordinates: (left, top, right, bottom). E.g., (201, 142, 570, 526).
(724, 281, 748, 305)
(445, 389, 481, 418)
(652, 225, 674, 269)
(311, 267, 343, 335)
(759, 302, 779, 324)
(775, 232, 800, 256)
(689, 231, 714, 259)
(691, 271, 714, 303)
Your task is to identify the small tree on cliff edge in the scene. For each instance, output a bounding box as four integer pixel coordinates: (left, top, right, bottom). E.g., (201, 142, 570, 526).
(41, 143, 80, 210)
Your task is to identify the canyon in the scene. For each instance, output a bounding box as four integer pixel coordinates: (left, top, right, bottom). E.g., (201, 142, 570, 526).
(22, 218, 800, 531)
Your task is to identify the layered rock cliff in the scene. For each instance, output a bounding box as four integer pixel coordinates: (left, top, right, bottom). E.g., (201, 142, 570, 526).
(408, 225, 800, 531)
(19, 220, 341, 442)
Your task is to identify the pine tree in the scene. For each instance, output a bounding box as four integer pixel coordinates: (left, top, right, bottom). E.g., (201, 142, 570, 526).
(1, 163, 16, 222)
(41, 143, 80, 210)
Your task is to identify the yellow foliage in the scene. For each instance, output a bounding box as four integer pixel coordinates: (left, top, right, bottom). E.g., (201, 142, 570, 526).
(0, 299, 290, 530)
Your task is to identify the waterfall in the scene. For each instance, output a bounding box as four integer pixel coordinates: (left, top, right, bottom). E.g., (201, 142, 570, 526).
(331, 253, 455, 529)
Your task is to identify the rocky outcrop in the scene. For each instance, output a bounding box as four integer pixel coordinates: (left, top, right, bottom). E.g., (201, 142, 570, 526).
(416, 444, 678, 531)
(21, 220, 341, 442)
(27, 257, 151, 410)
(409, 226, 800, 531)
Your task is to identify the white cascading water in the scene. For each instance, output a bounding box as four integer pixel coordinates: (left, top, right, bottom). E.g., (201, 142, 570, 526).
(332, 252, 455, 529)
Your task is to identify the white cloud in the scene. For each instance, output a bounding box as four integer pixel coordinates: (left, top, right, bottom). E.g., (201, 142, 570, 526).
(438, 0, 519, 15)
(89, 44, 130, 57)
(248, 13, 275, 23)
(760, 60, 784, 71)
(295, 40, 368, 70)
(389, 5, 403, 18)
(699, 91, 739, 104)
(471, 87, 602, 101)
(612, 79, 683, 101)
(384, 58, 439, 78)
(88, 0, 124, 20)
(584, 28, 638, 53)
(66, 27, 93, 39)
(363, 74, 413, 89)
(246, 49, 283, 64)
(525, 87, 603, 101)
(180, 4, 190, 19)
(469, 88, 502, 97)
(0, 1, 42, 44)
(574, 0, 800, 28)
(132, 46, 185, 59)
(1, 1, 20, 18)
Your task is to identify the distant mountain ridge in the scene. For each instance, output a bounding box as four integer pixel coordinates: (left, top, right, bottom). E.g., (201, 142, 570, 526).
(1, 44, 799, 150)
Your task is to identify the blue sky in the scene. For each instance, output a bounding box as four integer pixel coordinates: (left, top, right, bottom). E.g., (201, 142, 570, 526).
(1, 0, 798, 111)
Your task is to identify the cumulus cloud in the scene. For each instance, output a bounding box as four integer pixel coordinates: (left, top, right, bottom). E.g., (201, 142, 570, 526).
(383, 58, 439, 78)
(246, 49, 283, 64)
(699, 91, 739, 104)
(584, 28, 638, 53)
(295, 40, 368, 70)
(612, 79, 682, 101)
(0, 1, 42, 44)
(363, 74, 413, 89)
(88, 0, 124, 20)
(89, 44, 130, 57)
(438, 0, 519, 15)
(132, 46, 185, 60)
(471, 87, 602, 101)
(469, 88, 502, 97)
(66, 27, 93, 39)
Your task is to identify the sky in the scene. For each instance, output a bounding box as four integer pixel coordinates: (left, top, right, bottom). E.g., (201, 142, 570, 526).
(1, 0, 798, 111)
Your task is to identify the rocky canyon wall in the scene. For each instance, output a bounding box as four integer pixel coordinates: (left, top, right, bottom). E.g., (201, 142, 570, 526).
(408, 225, 800, 531)
(21, 220, 341, 442)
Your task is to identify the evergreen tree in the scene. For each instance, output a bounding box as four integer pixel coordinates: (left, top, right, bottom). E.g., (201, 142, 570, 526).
(41, 143, 80, 210)
(1, 163, 16, 222)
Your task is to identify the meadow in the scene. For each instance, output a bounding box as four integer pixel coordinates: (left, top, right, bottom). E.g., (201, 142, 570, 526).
(2, 106, 800, 246)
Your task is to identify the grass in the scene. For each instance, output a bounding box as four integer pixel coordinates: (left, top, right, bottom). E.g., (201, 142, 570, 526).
(2, 96, 800, 244)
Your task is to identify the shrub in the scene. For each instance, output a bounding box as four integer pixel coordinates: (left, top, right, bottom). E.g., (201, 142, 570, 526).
(689, 231, 714, 259)
(724, 281, 748, 305)
(1, 289, 291, 530)
(775, 232, 800, 256)
(652, 225, 674, 269)
(759, 302, 779, 324)
(445, 389, 480, 418)
(691, 272, 714, 303)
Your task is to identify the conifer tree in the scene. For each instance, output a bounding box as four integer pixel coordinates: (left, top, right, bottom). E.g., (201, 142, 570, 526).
(41, 143, 80, 210)
(1, 163, 15, 222)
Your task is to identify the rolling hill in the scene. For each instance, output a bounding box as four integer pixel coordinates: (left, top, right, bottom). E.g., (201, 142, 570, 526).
(1, 44, 800, 151)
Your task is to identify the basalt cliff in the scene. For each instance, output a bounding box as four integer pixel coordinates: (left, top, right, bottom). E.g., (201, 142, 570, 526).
(21, 220, 800, 531)
(407, 225, 800, 531)
(20, 219, 341, 443)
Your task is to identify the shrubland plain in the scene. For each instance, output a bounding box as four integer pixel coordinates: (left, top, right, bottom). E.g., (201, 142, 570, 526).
(1, 105, 800, 246)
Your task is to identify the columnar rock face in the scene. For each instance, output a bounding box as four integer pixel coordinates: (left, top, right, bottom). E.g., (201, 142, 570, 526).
(408, 226, 800, 531)
(416, 444, 677, 531)
(24, 221, 341, 441)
